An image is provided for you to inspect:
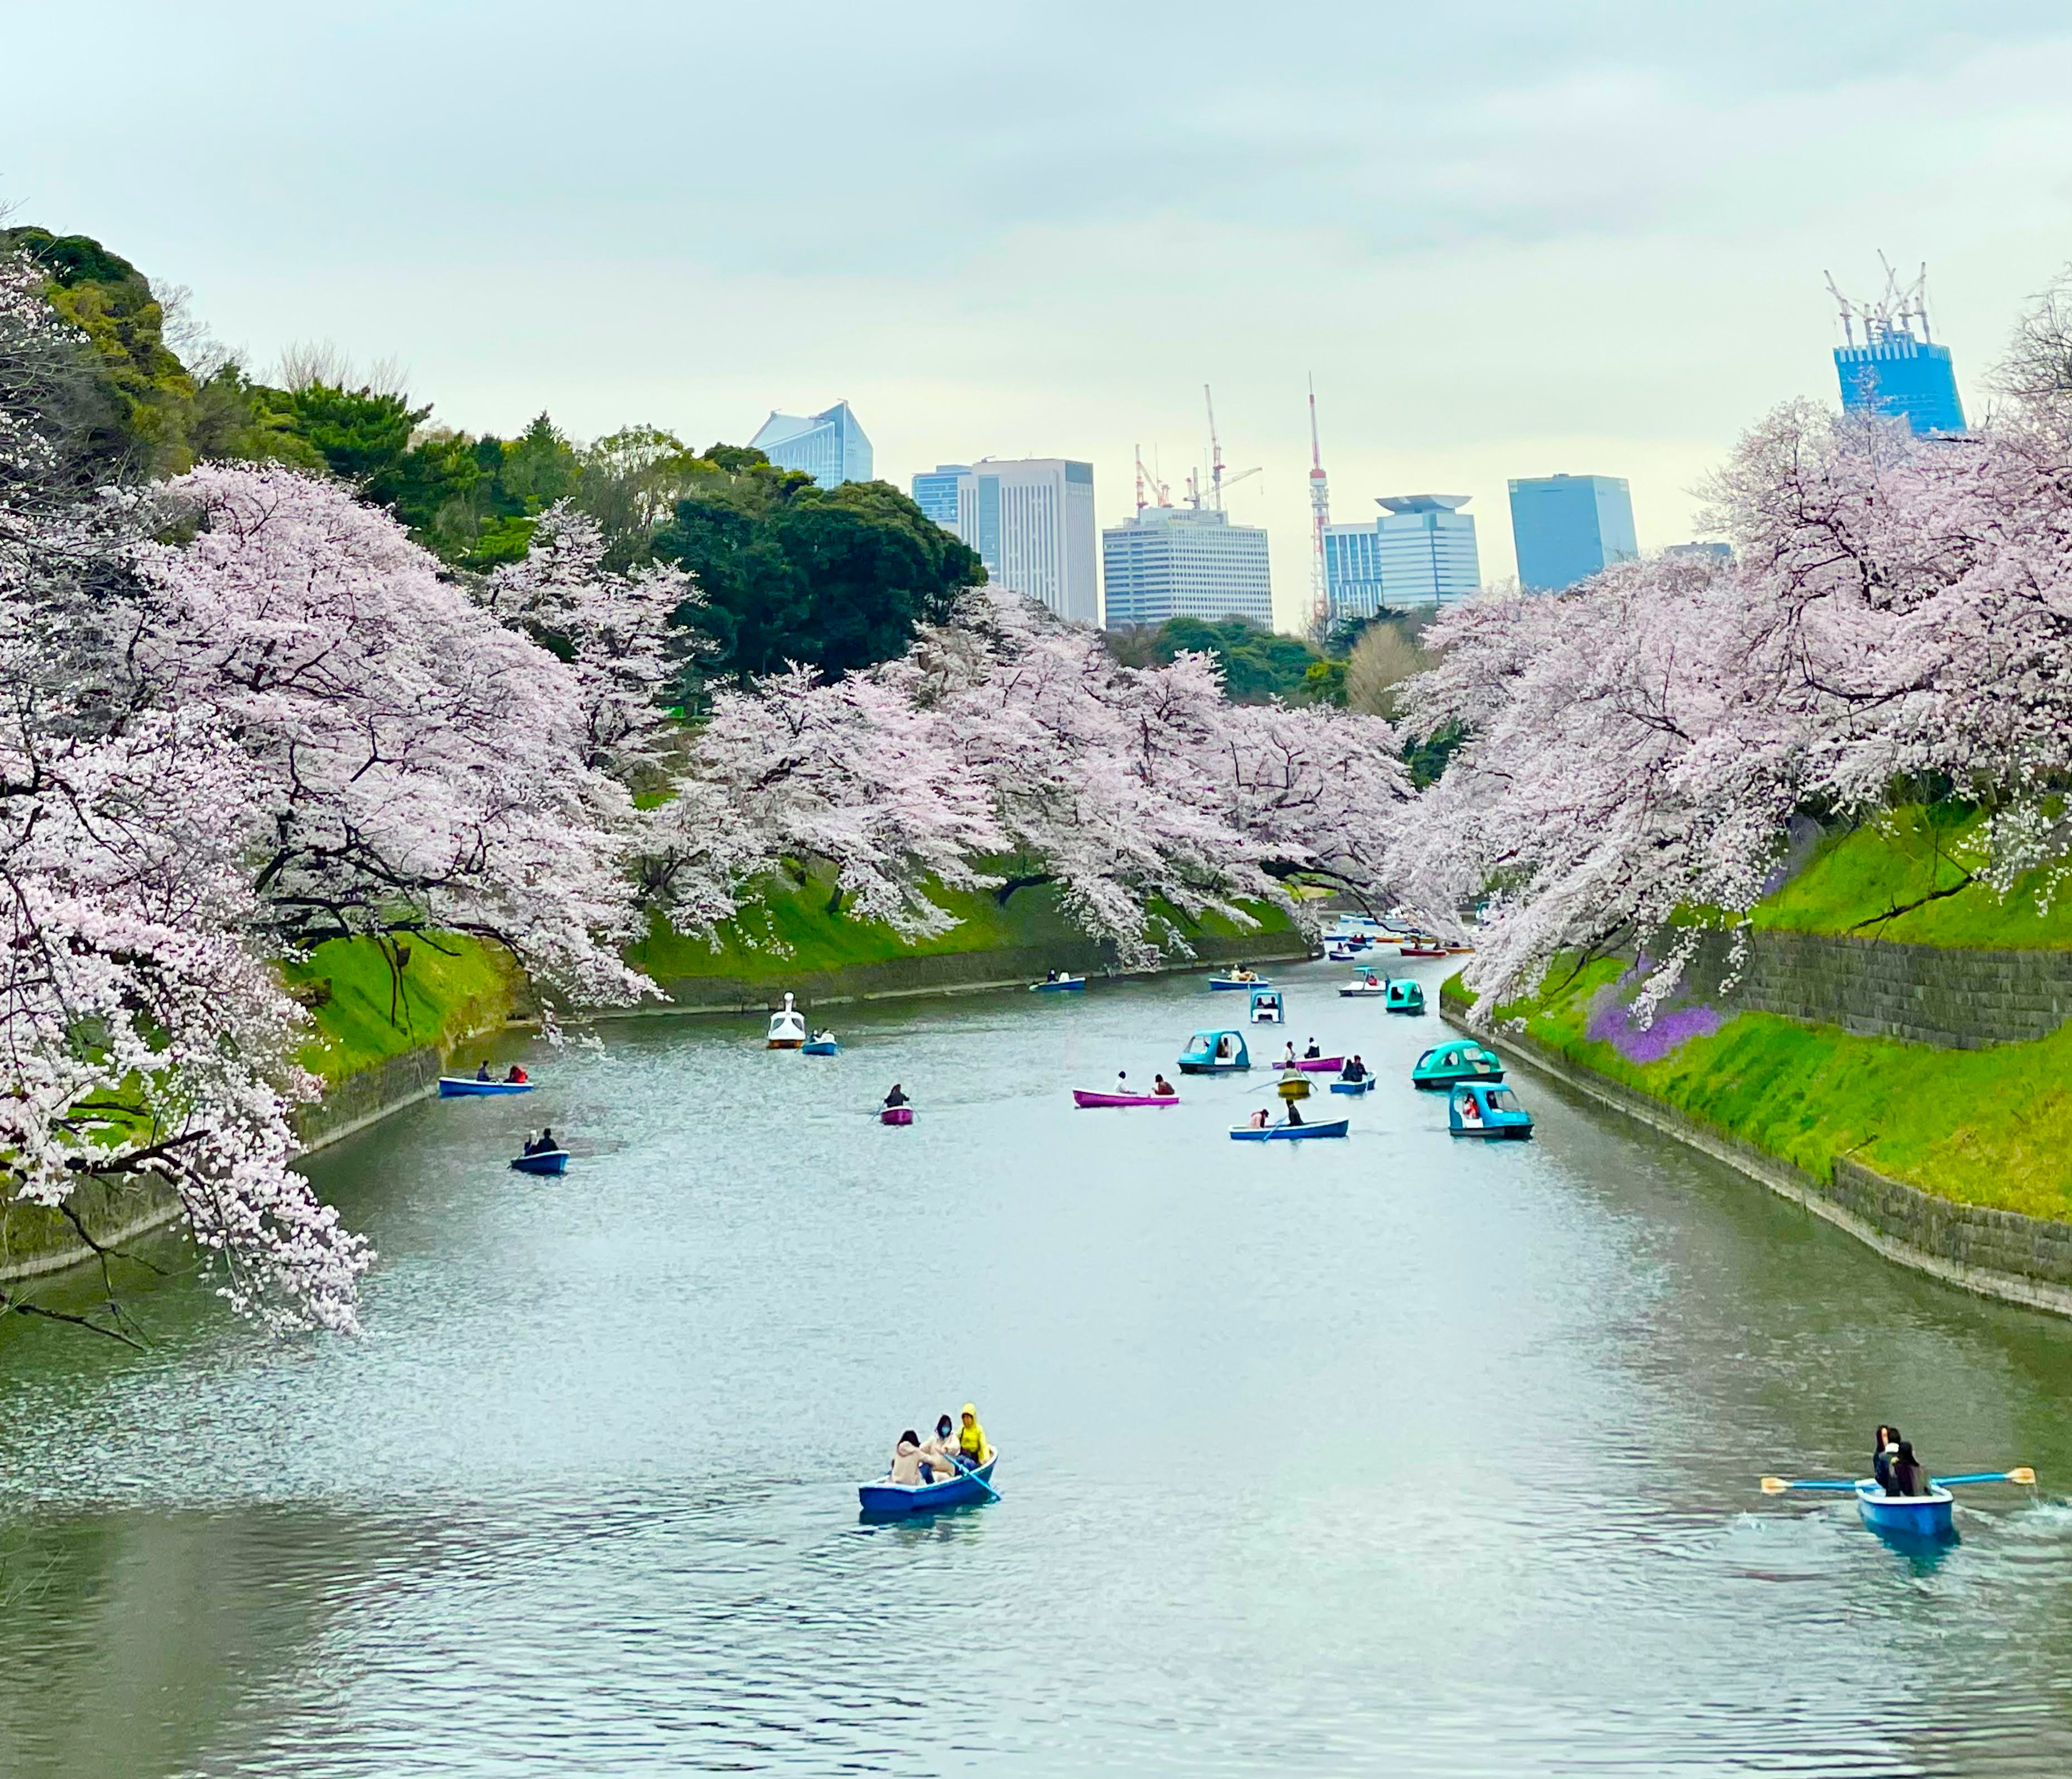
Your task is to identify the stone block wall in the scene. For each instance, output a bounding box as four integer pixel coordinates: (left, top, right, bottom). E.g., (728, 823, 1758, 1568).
(1682, 930, 2072, 1049)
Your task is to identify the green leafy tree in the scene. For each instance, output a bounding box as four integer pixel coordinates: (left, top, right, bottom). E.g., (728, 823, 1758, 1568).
(652, 453, 984, 680)
(284, 384, 428, 484)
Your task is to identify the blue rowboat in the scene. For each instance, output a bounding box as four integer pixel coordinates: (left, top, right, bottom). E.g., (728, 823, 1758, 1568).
(509, 1149, 570, 1176)
(440, 1077, 534, 1096)
(1328, 1077, 1376, 1094)
(1230, 1117, 1349, 1141)
(1030, 976, 1086, 992)
(1856, 1480, 1955, 1539)
(801, 1039, 839, 1055)
(1208, 974, 1270, 991)
(858, 1455, 999, 1515)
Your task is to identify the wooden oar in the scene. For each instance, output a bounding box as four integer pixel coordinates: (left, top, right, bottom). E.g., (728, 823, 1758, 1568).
(1933, 1467, 2036, 1488)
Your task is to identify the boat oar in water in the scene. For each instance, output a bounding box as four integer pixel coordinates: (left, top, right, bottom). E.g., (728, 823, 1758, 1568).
(1760, 1466, 2034, 1494)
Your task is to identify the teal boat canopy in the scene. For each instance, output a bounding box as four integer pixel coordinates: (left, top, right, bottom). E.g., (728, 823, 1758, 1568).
(1178, 1029, 1251, 1072)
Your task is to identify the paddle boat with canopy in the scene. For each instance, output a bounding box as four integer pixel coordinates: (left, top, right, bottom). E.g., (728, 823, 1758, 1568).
(858, 1454, 1000, 1516)
(1030, 973, 1087, 992)
(1448, 1080, 1533, 1139)
(767, 993, 808, 1048)
(1230, 1115, 1349, 1141)
(1208, 968, 1267, 991)
(1249, 987, 1286, 1025)
(1411, 1040, 1505, 1091)
(509, 1148, 570, 1176)
(1339, 972, 1387, 997)
(439, 1076, 534, 1097)
(1385, 978, 1426, 1014)
(1177, 1030, 1250, 1074)
(1073, 1087, 1180, 1108)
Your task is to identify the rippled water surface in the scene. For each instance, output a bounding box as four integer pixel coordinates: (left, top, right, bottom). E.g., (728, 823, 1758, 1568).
(5, 956, 2072, 1777)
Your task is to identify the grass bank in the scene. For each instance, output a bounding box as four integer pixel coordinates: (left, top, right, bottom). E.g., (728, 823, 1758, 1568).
(284, 934, 526, 1085)
(1757, 805, 2072, 949)
(1453, 960, 2072, 1223)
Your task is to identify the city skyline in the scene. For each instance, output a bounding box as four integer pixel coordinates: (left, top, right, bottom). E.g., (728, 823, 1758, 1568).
(9, 5, 2072, 629)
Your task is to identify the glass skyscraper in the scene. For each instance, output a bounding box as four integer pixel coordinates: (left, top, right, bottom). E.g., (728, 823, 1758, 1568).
(1102, 506, 1271, 630)
(1324, 494, 1480, 619)
(1507, 474, 1638, 593)
(911, 459, 1099, 626)
(748, 401, 874, 487)
(1835, 336, 1966, 433)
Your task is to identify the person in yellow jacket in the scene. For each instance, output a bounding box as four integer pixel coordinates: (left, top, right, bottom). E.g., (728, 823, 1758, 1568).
(957, 1402, 992, 1469)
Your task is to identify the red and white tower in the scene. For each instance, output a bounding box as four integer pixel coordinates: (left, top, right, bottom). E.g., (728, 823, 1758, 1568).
(1307, 378, 1332, 636)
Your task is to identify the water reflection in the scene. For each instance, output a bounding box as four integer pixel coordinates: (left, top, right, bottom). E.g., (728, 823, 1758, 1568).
(1, 957, 2069, 1774)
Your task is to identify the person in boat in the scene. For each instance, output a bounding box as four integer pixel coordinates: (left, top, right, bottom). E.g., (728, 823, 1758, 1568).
(1304, 1038, 1321, 1060)
(1283, 1041, 1299, 1067)
(883, 1084, 910, 1110)
(1284, 1101, 1304, 1127)
(506, 1064, 528, 1085)
(1340, 1055, 1367, 1082)
(1153, 1073, 1175, 1097)
(1045, 969, 1059, 983)
(1116, 1069, 1130, 1093)
(889, 1431, 933, 1487)
(919, 1414, 962, 1481)
(475, 1060, 493, 1082)
(1873, 1425, 1901, 1494)
(531, 1127, 558, 1155)
(1216, 1035, 1235, 1059)
(957, 1403, 991, 1471)
(1457, 1090, 1482, 1125)
(1366, 973, 1380, 989)
(1889, 1439, 1928, 1497)
(522, 1128, 539, 1154)
(1247, 1106, 1270, 1129)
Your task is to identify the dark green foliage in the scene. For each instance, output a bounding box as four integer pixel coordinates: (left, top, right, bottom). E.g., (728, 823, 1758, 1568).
(652, 454, 985, 680)
(1401, 720, 1463, 789)
(285, 384, 428, 483)
(1111, 616, 1345, 706)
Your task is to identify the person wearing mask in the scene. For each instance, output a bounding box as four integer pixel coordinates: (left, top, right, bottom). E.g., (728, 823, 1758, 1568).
(957, 1403, 991, 1470)
(1889, 1440, 1929, 1497)
(1873, 1426, 1901, 1494)
(920, 1415, 962, 1481)
(889, 1431, 932, 1487)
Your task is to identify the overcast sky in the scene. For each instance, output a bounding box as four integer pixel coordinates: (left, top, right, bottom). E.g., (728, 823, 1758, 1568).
(10, 2, 2072, 626)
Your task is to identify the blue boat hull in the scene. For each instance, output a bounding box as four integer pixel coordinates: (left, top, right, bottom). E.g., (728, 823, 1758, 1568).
(1031, 979, 1086, 992)
(1328, 1078, 1375, 1094)
(858, 1456, 998, 1515)
(1856, 1481, 1954, 1538)
(440, 1078, 534, 1096)
(1230, 1119, 1350, 1141)
(509, 1150, 570, 1175)
(1208, 978, 1269, 991)
(801, 1041, 839, 1055)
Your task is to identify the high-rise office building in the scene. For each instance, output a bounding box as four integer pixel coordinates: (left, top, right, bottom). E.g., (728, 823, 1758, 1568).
(1323, 494, 1481, 619)
(1829, 262, 1966, 434)
(910, 459, 1098, 626)
(1102, 505, 1271, 630)
(748, 400, 873, 487)
(910, 465, 966, 529)
(1508, 474, 1638, 592)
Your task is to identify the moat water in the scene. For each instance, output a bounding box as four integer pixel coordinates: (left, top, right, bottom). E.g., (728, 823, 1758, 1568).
(4, 956, 2071, 1776)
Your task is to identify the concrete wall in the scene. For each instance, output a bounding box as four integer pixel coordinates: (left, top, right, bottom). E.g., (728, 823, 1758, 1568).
(1443, 1004, 2072, 1321)
(1685, 929, 2072, 1049)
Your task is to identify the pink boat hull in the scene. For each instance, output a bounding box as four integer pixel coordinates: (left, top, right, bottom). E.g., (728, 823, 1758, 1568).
(1073, 1089, 1180, 1108)
(881, 1107, 914, 1125)
(1274, 1057, 1345, 1073)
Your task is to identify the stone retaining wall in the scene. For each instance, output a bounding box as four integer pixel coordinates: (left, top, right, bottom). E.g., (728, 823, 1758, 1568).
(1684, 929, 2072, 1049)
(1442, 1004, 2072, 1321)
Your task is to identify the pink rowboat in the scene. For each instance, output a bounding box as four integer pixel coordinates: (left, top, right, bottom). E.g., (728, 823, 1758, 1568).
(1073, 1089, 1181, 1108)
(881, 1107, 914, 1126)
(1274, 1057, 1345, 1073)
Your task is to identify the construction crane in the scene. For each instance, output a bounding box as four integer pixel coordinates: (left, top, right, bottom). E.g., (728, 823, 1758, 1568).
(1133, 444, 1171, 515)
(1307, 377, 1331, 635)
(1203, 384, 1260, 512)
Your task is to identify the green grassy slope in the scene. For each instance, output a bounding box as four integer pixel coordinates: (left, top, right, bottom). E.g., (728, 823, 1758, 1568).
(629, 869, 1297, 985)
(1460, 962, 2072, 1222)
(1755, 806, 2072, 948)
(284, 935, 523, 1083)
